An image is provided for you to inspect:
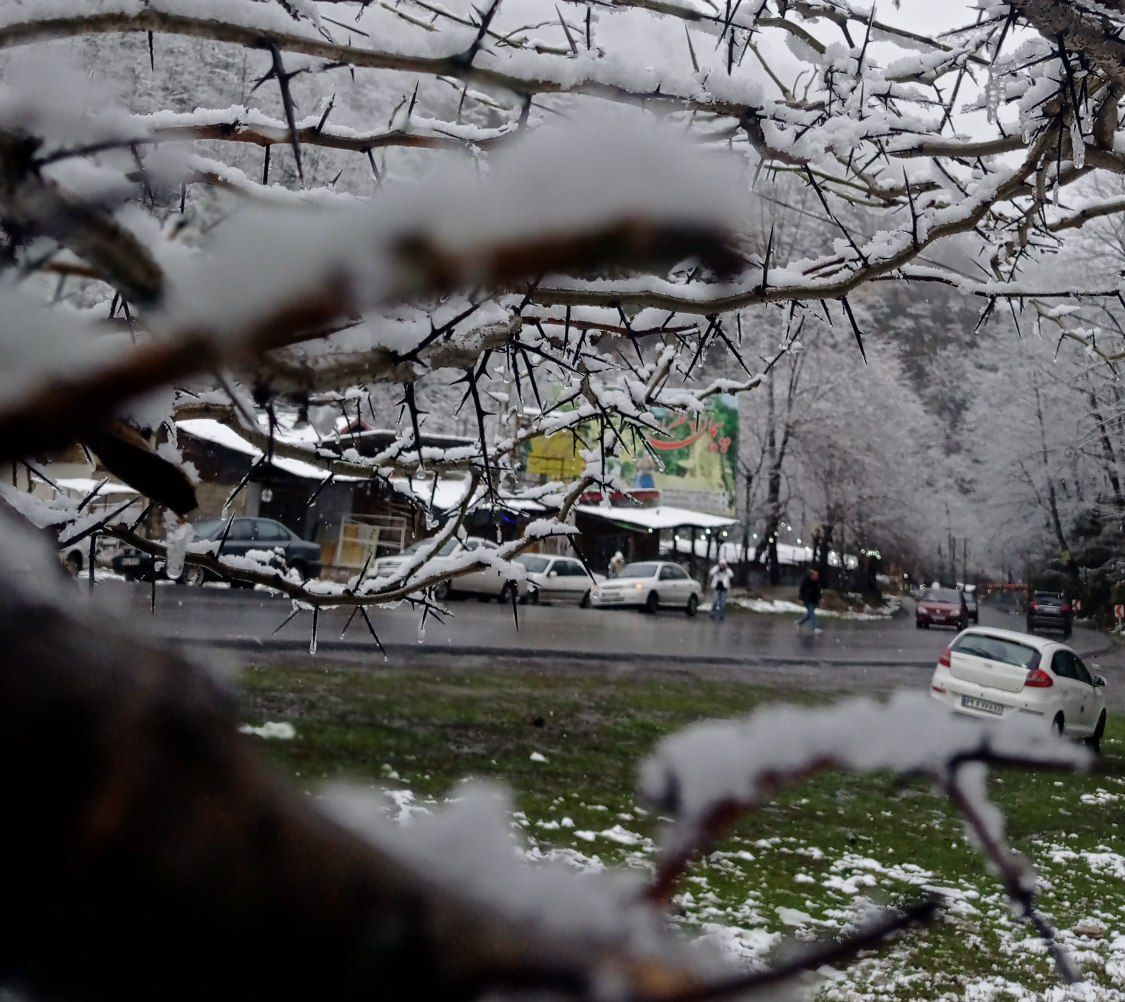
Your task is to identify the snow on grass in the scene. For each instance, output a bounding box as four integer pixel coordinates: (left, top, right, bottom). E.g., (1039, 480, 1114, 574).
(318, 767, 1125, 1000)
(241, 665, 1125, 1000)
(238, 721, 296, 739)
(729, 596, 902, 620)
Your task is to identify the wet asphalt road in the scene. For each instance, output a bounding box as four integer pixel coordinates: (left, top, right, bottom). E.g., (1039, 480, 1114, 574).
(74, 581, 1125, 704)
(83, 580, 1120, 677)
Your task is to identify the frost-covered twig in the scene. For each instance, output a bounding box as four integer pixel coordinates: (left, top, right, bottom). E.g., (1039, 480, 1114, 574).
(638, 693, 1090, 982)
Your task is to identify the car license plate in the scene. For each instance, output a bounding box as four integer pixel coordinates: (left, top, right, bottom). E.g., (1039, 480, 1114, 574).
(961, 695, 1003, 716)
(122, 557, 140, 566)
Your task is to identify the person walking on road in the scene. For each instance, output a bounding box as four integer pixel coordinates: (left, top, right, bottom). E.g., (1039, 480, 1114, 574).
(796, 568, 823, 633)
(709, 559, 733, 621)
(609, 551, 626, 578)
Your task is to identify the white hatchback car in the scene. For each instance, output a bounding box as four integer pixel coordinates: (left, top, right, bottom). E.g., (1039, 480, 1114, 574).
(515, 554, 604, 607)
(590, 560, 702, 616)
(372, 536, 527, 602)
(929, 627, 1108, 750)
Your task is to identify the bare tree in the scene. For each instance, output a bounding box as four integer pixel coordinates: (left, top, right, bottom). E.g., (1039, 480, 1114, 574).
(4, 0, 1125, 995)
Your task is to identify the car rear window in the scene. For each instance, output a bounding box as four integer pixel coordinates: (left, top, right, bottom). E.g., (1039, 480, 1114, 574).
(952, 634, 1041, 670)
(923, 589, 961, 603)
(1033, 594, 1064, 606)
(516, 555, 550, 573)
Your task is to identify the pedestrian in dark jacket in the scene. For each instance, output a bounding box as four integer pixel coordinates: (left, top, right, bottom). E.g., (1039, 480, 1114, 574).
(796, 569, 822, 633)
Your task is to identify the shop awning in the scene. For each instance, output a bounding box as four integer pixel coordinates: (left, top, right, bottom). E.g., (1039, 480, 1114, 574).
(574, 503, 737, 532)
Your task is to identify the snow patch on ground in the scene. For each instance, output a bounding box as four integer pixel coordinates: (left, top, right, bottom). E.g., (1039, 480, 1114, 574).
(238, 721, 296, 739)
(729, 596, 901, 620)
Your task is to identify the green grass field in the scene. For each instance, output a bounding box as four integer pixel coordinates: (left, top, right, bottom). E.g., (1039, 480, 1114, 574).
(238, 661, 1125, 999)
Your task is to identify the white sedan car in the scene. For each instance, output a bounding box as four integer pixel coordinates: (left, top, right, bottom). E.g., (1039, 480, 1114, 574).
(590, 560, 702, 616)
(515, 554, 604, 607)
(929, 626, 1108, 751)
(372, 536, 527, 602)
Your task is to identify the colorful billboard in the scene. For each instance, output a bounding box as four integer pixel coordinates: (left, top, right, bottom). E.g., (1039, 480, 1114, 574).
(619, 397, 738, 516)
(524, 396, 738, 516)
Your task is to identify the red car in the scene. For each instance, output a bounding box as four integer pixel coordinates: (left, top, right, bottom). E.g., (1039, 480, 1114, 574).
(916, 587, 969, 630)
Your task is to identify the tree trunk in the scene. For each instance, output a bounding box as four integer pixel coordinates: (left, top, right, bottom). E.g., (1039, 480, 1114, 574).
(816, 522, 833, 581)
(1034, 388, 1082, 595)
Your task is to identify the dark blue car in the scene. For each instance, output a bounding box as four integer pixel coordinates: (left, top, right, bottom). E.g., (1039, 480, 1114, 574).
(114, 517, 322, 584)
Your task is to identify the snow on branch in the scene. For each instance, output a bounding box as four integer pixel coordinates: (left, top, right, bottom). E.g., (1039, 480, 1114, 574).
(0, 115, 745, 464)
(640, 691, 1091, 981)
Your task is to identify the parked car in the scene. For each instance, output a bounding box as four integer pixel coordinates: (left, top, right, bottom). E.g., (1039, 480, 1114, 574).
(113, 517, 322, 583)
(929, 627, 1107, 751)
(916, 587, 969, 630)
(59, 536, 119, 576)
(1026, 591, 1072, 637)
(372, 535, 527, 602)
(515, 554, 603, 606)
(962, 588, 980, 624)
(590, 560, 701, 616)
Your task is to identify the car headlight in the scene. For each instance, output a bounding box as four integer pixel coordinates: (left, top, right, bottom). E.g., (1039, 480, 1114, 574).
(634, 582, 645, 591)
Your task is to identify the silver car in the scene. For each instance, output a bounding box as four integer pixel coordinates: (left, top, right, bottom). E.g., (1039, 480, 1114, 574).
(516, 554, 604, 607)
(373, 536, 527, 602)
(590, 560, 702, 616)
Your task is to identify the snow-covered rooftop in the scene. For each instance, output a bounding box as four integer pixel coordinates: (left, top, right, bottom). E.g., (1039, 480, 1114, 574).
(575, 504, 737, 532)
(176, 418, 356, 482)
(54, 477, 138, 497)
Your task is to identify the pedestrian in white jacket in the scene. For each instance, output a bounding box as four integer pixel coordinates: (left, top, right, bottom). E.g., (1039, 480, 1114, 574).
(709, 560, 733, 621)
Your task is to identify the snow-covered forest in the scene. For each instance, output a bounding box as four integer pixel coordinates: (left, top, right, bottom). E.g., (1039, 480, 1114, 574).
(2, 0, 1125, 997)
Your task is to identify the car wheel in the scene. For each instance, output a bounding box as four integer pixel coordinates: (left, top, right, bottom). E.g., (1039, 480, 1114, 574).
(1086, 712, 1107, 754)
(645, 591, 659, 615)
(64, 551, 82, 576)
(501, 581, 518, 604)
(579, 590, 591, 609)
(916, 620, 928, 630)
(289, 560, 309, 580)
(182, 564, 206, 587)
(972, 613, 979, 624)
(432, 579, 451, 602)
(686, 594, 699, 617)
(957, 618, 967, 631)
(1052, 713, 1065, 737)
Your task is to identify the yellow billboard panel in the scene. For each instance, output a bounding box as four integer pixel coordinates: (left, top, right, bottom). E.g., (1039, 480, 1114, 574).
(527, 433, 585, 479)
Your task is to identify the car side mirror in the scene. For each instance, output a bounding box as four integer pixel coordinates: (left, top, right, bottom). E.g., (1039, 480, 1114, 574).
(548, 570, 558, 577)
(1094, 675, 1107, 688)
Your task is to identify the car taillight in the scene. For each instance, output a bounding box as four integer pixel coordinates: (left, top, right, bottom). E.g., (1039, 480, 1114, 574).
(1060, 604, 1071, 614)
(1030, 603, 1039, 612)
(938, 648, 951, 668)
(1024, 668, 1053, 688)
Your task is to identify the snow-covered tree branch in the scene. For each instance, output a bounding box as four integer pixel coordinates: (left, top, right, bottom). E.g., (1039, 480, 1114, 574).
(3, 0, 1125, 993)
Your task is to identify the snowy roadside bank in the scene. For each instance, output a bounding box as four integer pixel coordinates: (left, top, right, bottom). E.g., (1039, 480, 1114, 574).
(725, 595, 903, 621)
